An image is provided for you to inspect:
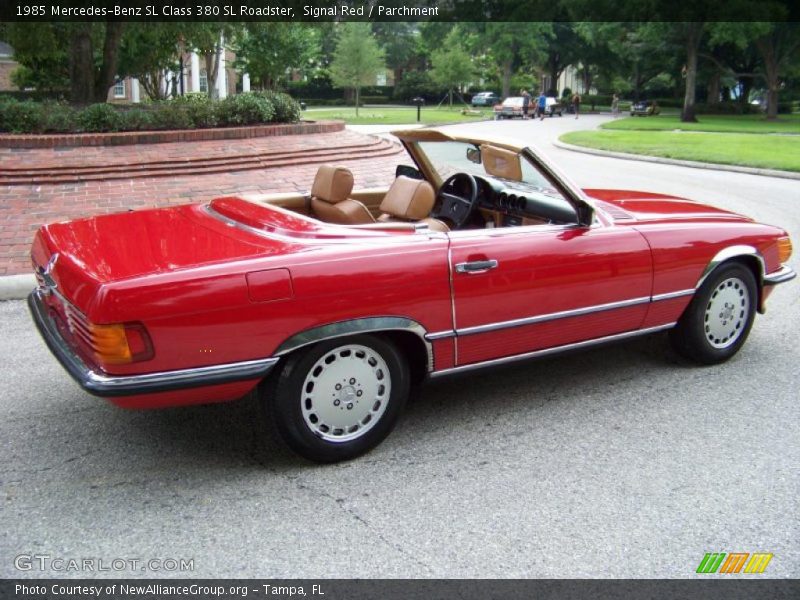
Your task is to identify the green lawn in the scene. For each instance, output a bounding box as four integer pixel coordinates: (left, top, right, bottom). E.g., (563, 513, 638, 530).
(601, 114, 800, 134)
(304, 106, 492, 125)
(560, 130, 800, 172)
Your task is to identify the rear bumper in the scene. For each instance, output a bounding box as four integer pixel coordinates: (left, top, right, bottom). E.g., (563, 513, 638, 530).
(764, 265, 796, 285)
(28, 289, 279, 398)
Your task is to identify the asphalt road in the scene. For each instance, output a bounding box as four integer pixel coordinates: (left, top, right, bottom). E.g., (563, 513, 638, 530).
(1, 115, 798, 579)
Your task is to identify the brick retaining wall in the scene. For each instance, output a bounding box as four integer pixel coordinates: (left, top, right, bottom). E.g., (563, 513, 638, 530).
(0, 120, 345, 149)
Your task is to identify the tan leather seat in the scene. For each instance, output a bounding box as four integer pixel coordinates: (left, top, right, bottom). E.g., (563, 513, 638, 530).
(310, 165, 374, 225)
(377, 176, 450, 232)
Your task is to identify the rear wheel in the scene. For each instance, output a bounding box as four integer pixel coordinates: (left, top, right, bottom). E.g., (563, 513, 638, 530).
(669, 263, 757, 364)
(265, 335, 409, 462)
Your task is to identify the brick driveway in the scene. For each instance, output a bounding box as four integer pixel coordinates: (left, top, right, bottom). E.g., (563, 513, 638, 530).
(0, 130, 408, 276)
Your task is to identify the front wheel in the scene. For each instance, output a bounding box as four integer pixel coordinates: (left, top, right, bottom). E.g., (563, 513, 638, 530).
(669, 263, 757, 364)
(265, 335, 409, 462)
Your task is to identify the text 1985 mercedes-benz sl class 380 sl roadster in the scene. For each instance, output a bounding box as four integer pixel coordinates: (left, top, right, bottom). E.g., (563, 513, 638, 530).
(28, 128, 795, 462)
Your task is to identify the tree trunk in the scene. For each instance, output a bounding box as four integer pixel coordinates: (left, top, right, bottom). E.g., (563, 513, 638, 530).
(140, 71, 166, 101)
(93, 22, 125, 103)
(204, 51, 220, 99)
(756, 36, 780, 120)
(448, 88, 453, 108)
(355, 86, 359, 117)
(707, 71, 720, 106)
(69, 24, 94, 105)
(501, 61, 512, 98)
(681, 23, 703, 123)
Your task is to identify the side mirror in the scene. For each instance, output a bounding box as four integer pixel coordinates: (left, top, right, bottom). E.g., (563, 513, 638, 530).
(396, 165, 423, 180)
(466, 147, 481, 164)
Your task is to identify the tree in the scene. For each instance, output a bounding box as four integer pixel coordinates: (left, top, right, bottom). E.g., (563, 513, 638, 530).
(117, 23, 183, 101)
(430, 28, 474, 107)
(329, 23, 386, 116)
(469, 23, 550, 98)
(754, 22, 800, 119)
(6, 22, 125, 103)
(233, 23, 320, 90)
(4, 23, 70, 93)
(372, 22, 424, 84)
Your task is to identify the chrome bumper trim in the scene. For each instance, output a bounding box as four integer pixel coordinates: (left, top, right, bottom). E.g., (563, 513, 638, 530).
(429, 323, 675, 378)
(763, 266, 796, 286)
(28, 290, 279, 398)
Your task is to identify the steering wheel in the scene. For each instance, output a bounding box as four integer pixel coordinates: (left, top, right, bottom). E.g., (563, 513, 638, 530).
(431, 173, 479, 230)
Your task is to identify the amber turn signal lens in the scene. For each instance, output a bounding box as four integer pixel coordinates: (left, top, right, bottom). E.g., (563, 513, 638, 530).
(88, 322, 154, 365)
(777, 237, 793, 264)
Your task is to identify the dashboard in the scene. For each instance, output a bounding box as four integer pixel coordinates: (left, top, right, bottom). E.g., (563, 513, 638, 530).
(472, 175, 578, 226)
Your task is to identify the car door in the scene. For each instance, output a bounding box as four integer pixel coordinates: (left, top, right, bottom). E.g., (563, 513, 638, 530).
(448, 222, 653, 366)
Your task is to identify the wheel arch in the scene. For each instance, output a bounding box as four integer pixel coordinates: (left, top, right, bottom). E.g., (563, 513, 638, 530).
(272, 317, 434, 379)
(696, 245, 765, 313)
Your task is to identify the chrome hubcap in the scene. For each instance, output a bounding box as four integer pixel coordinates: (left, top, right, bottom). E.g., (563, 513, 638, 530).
(301, 344, 391, 443)
(704, 277, 749, 349)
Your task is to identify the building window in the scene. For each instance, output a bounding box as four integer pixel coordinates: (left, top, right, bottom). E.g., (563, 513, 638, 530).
(113, 79, 125, 98)
(376, 71, 387, 86)
(199, 72, 208, 93)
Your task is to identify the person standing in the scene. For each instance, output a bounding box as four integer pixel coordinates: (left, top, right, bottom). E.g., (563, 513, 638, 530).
(521, 90, 530, 119)
(537, 91, 547, 121)
(572, 92, 581, 119)
(611, 93, 619, 118)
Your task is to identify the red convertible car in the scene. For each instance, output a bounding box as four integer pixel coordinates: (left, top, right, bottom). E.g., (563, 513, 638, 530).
(28, 129, 794, 462)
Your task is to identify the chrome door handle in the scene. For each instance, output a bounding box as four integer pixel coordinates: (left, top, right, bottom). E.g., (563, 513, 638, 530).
(455, 259, 499, 273)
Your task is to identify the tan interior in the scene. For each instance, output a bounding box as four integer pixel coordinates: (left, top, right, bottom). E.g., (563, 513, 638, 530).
(239, 166, 449, 232)
(480, 144, 523, 181)
(375, 177, 449, 232)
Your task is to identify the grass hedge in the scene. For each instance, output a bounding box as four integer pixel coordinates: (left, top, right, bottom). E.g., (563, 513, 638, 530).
(0, 92, 302, 134)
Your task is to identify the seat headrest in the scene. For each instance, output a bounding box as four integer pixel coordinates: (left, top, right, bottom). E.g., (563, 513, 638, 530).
(311, 165, 354, 204)
(379, 176, 435, 220)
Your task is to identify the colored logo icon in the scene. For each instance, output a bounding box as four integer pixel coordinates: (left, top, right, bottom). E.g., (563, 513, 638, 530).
(696, 552, 773, 574)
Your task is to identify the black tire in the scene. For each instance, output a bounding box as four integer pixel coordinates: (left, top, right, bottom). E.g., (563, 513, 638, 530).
(669, 262, 758, 364)
(264, 334, 409, 462)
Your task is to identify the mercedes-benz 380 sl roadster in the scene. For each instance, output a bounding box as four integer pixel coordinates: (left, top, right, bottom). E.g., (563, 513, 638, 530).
(28, 128, 795, 461)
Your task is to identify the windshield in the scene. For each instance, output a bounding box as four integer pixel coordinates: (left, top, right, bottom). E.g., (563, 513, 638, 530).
(418, 140, 564, 195)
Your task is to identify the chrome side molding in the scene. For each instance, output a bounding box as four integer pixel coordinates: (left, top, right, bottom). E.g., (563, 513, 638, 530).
(429, 323, 675, 378)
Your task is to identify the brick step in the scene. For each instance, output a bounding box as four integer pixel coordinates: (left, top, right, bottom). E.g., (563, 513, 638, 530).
(0, 140, 403, 186)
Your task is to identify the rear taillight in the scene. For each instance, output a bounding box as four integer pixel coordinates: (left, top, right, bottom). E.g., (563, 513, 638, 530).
(777, 236, 792, 264)
(85, 322, 154, 365)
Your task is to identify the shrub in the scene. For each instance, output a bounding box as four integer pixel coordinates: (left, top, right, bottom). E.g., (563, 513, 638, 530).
(76, 103, 122, 132)
(260, 91, 301, 122)
(119, 109, 156, 131)
(0, 99, 46, 133)
(167, 95, 218, 128)
(216, 93, 275, 125)
(42, 103, 77, 133)
(360, 95, 390, 104)
(149, 104, 193, 130)
(695, 101, 761, 115)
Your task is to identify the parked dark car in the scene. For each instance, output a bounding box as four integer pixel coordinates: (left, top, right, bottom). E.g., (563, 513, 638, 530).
(631, 100, 661, 116)
(471, 92, 500, 107)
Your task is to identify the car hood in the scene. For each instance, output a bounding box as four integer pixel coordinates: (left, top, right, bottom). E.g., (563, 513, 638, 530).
(582, 189, 752, 224)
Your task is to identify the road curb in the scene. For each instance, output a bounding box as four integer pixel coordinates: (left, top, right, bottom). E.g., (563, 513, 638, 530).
(553, 139, 800, 181)
(0, 274, 35, 301)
